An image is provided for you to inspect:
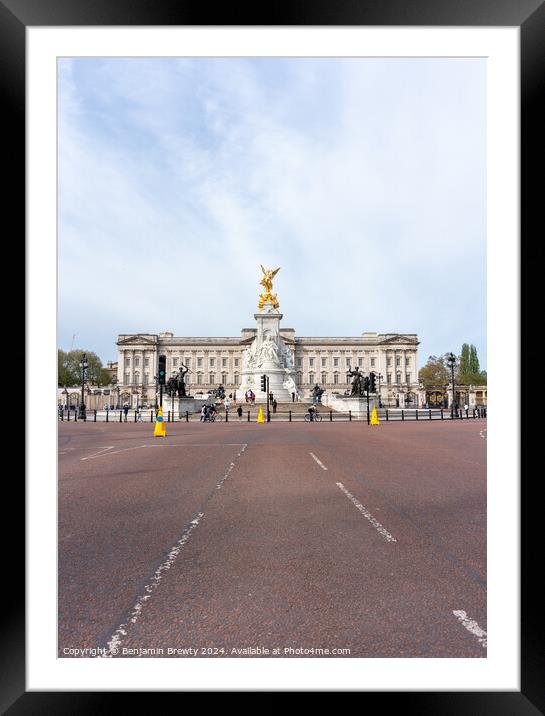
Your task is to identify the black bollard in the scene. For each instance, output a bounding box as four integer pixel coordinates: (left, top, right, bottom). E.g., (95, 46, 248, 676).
(106, 410, 109, 423)
(186, 411, 189, 422)
(401, 409, 404, 421)
(289, 410, 292, 422)
(330, 411, 332, 422)
(349, 410, 352, 422)
(225, 410, 228, 422)
(247, 411, 250, 422)
(120, 410, 122, 422)
(416, 409, 419, 421)
(94, 409, 97, 422)
(441, 409, 444, 420)
(386, 409, 389, 421)
(429, 409, 432, 420)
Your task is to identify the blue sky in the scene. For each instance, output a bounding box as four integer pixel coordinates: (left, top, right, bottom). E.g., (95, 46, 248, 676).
(58, 57, 486, 369)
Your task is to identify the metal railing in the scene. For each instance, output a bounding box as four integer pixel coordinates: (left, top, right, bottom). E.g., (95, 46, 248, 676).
(58, 406, 487, 423)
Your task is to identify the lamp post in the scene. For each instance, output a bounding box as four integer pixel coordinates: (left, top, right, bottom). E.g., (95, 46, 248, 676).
(447, 352, 457, 416)
(62, 386, 68, 409)
(111, 375, 118, 409)
(377, 373, 384, 408)
(79, 354, 88, 419)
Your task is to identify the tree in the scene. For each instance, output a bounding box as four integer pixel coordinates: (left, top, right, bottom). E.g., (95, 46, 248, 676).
(418, 355, 450, 387)
(457, 344, 486, 385)
(58, 349, 111, 386)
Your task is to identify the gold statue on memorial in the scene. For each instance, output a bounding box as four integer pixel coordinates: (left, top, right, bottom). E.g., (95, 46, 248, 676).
(258, 265, 281, 310)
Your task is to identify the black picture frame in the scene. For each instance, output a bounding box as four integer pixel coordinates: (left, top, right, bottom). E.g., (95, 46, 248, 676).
(7, 0, 541, 709)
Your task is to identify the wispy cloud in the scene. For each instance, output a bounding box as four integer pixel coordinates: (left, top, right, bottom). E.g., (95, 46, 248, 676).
(58, 57, 486, 366)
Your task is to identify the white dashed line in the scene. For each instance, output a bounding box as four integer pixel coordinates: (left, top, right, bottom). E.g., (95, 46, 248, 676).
(336, 482, 397, 543)
(452, 610, 487, 648)
(98, 443, 247, 657)
(309, 452, 328, 470)
(80, 446, 115, 461)
(82, 443, 247, 460)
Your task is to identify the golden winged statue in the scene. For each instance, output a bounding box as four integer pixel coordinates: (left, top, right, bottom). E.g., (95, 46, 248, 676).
(258, 265, 281, 310)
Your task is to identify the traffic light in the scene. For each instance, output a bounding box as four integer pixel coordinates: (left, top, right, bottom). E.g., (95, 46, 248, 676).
(369, 372, 377, 393)
(362, 376, 370, 392)
(261, 374, 267, 392)
(158, 354, 167, 385)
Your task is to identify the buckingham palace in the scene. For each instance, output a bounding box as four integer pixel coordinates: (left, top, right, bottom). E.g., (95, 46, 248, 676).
(114, 328, 420, 408)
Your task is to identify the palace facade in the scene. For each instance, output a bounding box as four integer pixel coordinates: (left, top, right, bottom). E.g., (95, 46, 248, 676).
(114, 329, 421, 407)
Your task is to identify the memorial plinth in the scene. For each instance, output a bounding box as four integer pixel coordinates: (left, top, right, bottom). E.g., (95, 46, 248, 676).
(237, 300, 298, 403)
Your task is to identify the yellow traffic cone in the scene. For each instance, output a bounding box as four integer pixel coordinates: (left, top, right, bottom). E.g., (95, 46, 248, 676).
(370, 406, 380, 426)
(257, 405, 265, 423)
(154, 407, 167, 437)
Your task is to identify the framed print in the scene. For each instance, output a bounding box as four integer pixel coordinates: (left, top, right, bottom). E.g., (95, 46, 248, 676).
(5, 0, 542, 709)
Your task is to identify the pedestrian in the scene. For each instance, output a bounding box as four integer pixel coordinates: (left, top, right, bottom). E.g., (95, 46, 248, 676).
(136, 405, 143, 421)
(233, 391, 237, 403)
(291, 391, 295, 403)
(224, 397, 231, 412)
(272, 398, 277, 414)
(200, 405, 207, 422)
(123, 404, 129, 422)
(245, 391, 248, 403)
(237, 405, 243, 421)
(269, 391, 274, 403)
(464, 403, 469, 418)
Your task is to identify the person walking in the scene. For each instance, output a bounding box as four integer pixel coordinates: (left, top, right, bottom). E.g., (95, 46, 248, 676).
(245, 391, 248, 403)
(136, 405, 143, 421)
(224, 397, 231, 413)
(272, 398, 277, 414)
(123, 404, 129, 422)
(464, 403, 469, 418)
(237, 405, 243, 421)
(200, 405, 207, 422)
(291, 391, 295, 403)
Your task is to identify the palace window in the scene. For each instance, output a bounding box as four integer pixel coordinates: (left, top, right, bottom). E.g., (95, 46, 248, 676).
(333, 373, 339, 384)
(173, 358, 178, 367)
(396, 357, 401, 366)
(184, 358, 190, 366)
(125, 357, 130, 367)
(387, 374, 392, 384)
(309, 373, 315, 384)
(209, 373, 215, 384)
(222, 358, 227, 368)
(321, 372, 327, 384)
(333, 358, 339, 367)
(321, 358, 327, 367)
(234, 358, 239, 367)
(296, 358, 302, 367)
(397, 372, 402, 383)
(124, 373, 130, 384)
(197, 373, 203, 385)
(370, 358, 376, 367)
(358, 357, 363, 367)
(387, 357, 392, 366)
(234, 373, 239, 384)
(144, 374, 149, 385)
(309, 358, 314, 367)
(135, 357, 140, 367)
(210, 358, 215, 367)
(406, 357, 410, 366)
(197, 357, 203, 367)
(296, 372, 303, 386)
(134, 372, 140, 385)
(222, 373, 228, 384)
(406, 373, 411, 384)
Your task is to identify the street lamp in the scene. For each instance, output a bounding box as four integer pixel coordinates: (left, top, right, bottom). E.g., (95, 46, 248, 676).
(377, 373, 384, 407)
(447, 352, 457, 416)
(62, 386, 68, 409)
(111, 375, 118, 409)
(79, 354, 88, 419)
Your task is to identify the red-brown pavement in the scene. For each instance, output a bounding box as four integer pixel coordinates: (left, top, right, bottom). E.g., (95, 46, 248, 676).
(58, 418, 486, 658)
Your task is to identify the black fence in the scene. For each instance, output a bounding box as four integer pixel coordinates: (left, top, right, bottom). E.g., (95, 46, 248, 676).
(58, 406, 487, 424)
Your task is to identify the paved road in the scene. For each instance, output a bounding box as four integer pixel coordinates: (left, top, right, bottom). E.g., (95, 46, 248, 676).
(58, 419, 486, 658)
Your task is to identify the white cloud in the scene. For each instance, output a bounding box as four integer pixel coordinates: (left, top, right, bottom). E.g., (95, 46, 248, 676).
(58, 58, 486, 367)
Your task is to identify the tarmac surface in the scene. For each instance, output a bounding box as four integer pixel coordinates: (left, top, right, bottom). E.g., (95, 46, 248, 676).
(58, 419, 487, 658)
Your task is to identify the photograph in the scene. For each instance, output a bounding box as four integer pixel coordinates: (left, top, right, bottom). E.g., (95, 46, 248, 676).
(57, 55, 488, 661)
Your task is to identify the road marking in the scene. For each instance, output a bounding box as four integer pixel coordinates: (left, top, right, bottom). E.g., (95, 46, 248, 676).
(80, 446, 115, 461)
(309, 452, 328, 470)
(479, 429, 487, 440)
(452, 610, 487, 648)
(336, 482, 397, 543)
(98, 443, 247, 658)
(82, 442, 247, 459)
